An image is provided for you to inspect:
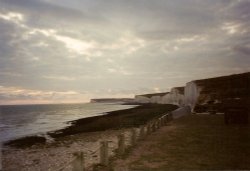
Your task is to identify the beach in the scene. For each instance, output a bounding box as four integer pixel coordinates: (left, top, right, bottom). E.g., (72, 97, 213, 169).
(2, 104, 177, 170)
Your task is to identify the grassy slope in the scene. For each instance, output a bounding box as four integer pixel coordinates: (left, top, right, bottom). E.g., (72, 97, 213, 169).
(118, 114, 250, 170)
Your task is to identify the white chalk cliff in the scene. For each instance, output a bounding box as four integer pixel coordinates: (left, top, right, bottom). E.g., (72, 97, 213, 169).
(134, 72, 250, 111)
(184, 81, 200, 110)
(134, 84, 200, 110)
(161, 88, 185, 106)
(135, 88, 185, 106)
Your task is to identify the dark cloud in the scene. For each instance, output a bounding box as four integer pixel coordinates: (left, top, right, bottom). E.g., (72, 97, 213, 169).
(0, 21, 20, 58)
(229, 0, 250, 22)
(233, 44, 250, 56)
(0, 0, 106, 29)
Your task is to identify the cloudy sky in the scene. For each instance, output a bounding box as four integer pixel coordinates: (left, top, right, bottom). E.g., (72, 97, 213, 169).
(0, 0, 249, 104)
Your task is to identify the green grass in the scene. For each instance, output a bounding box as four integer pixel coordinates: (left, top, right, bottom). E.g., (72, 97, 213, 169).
(126, 114, 250, 170)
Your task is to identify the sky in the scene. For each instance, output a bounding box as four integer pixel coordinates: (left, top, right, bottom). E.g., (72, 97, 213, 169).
(0, 0, 249, 105)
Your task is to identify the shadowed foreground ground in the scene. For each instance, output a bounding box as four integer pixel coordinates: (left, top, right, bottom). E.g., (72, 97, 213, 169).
(113, 114, 250, 170)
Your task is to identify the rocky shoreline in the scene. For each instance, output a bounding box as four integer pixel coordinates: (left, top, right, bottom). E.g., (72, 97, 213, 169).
(2, 104, 177, 170)
(4, 104, 177, 148)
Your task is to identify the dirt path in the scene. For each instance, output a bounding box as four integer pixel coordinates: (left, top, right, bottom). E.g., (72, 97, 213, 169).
(113, 114, 250, 170)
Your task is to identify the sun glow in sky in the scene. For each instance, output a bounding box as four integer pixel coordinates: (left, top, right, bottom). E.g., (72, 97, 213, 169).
(0, 0, 249, 105)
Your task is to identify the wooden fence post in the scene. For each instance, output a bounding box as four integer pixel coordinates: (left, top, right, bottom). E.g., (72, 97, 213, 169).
(163, 115, 167, 125)
(152, 122, 156, 132)
(139, 126, 145, 139)
(158, 118, 162, 127)
(168, 112, 173, 121)
(118, 134, 125, 155)
(161, 117, 164, 126)
(146, 124, 151, 135)
(131, 128, 137, 146)
(155, 120, 159, 129)
(166, 114, 169, 122)
(100, 141, 109, 166)
(158, 119, 161, 128)
(72, 151, 85, 171)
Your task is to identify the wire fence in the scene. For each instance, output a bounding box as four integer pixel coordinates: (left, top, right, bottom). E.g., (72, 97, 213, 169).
(54, 110, 177, 171)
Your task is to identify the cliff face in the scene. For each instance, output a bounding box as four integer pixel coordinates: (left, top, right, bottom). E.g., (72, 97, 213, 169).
(135, 87, 185, 106)
(184, 82, 201, 110)
(190, 72, 250, 112)
(135, 93, 169, 104)
(194, 72, 250, 102)
(162, 87, 185, 106)
(134, 72, 250, 112)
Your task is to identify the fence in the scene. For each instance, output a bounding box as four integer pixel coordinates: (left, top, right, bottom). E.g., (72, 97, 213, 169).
(0, 143, 2, 171)
(56, 106, 191, 171)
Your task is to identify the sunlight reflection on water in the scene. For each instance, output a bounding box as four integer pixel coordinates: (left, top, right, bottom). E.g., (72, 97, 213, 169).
(0, 103, 136, 143)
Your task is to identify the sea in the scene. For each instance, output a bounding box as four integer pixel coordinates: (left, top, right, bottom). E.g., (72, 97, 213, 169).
(0, 103, 137, 144)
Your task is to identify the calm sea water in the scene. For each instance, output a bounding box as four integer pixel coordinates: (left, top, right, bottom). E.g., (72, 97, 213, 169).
(0, 103, 136, 143)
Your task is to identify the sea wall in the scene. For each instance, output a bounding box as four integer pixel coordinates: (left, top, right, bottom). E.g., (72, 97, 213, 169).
(171, 105, 192, 119)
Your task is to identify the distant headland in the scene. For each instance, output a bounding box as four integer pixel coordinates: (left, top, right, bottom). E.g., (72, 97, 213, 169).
(90, 98, 135, 103)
